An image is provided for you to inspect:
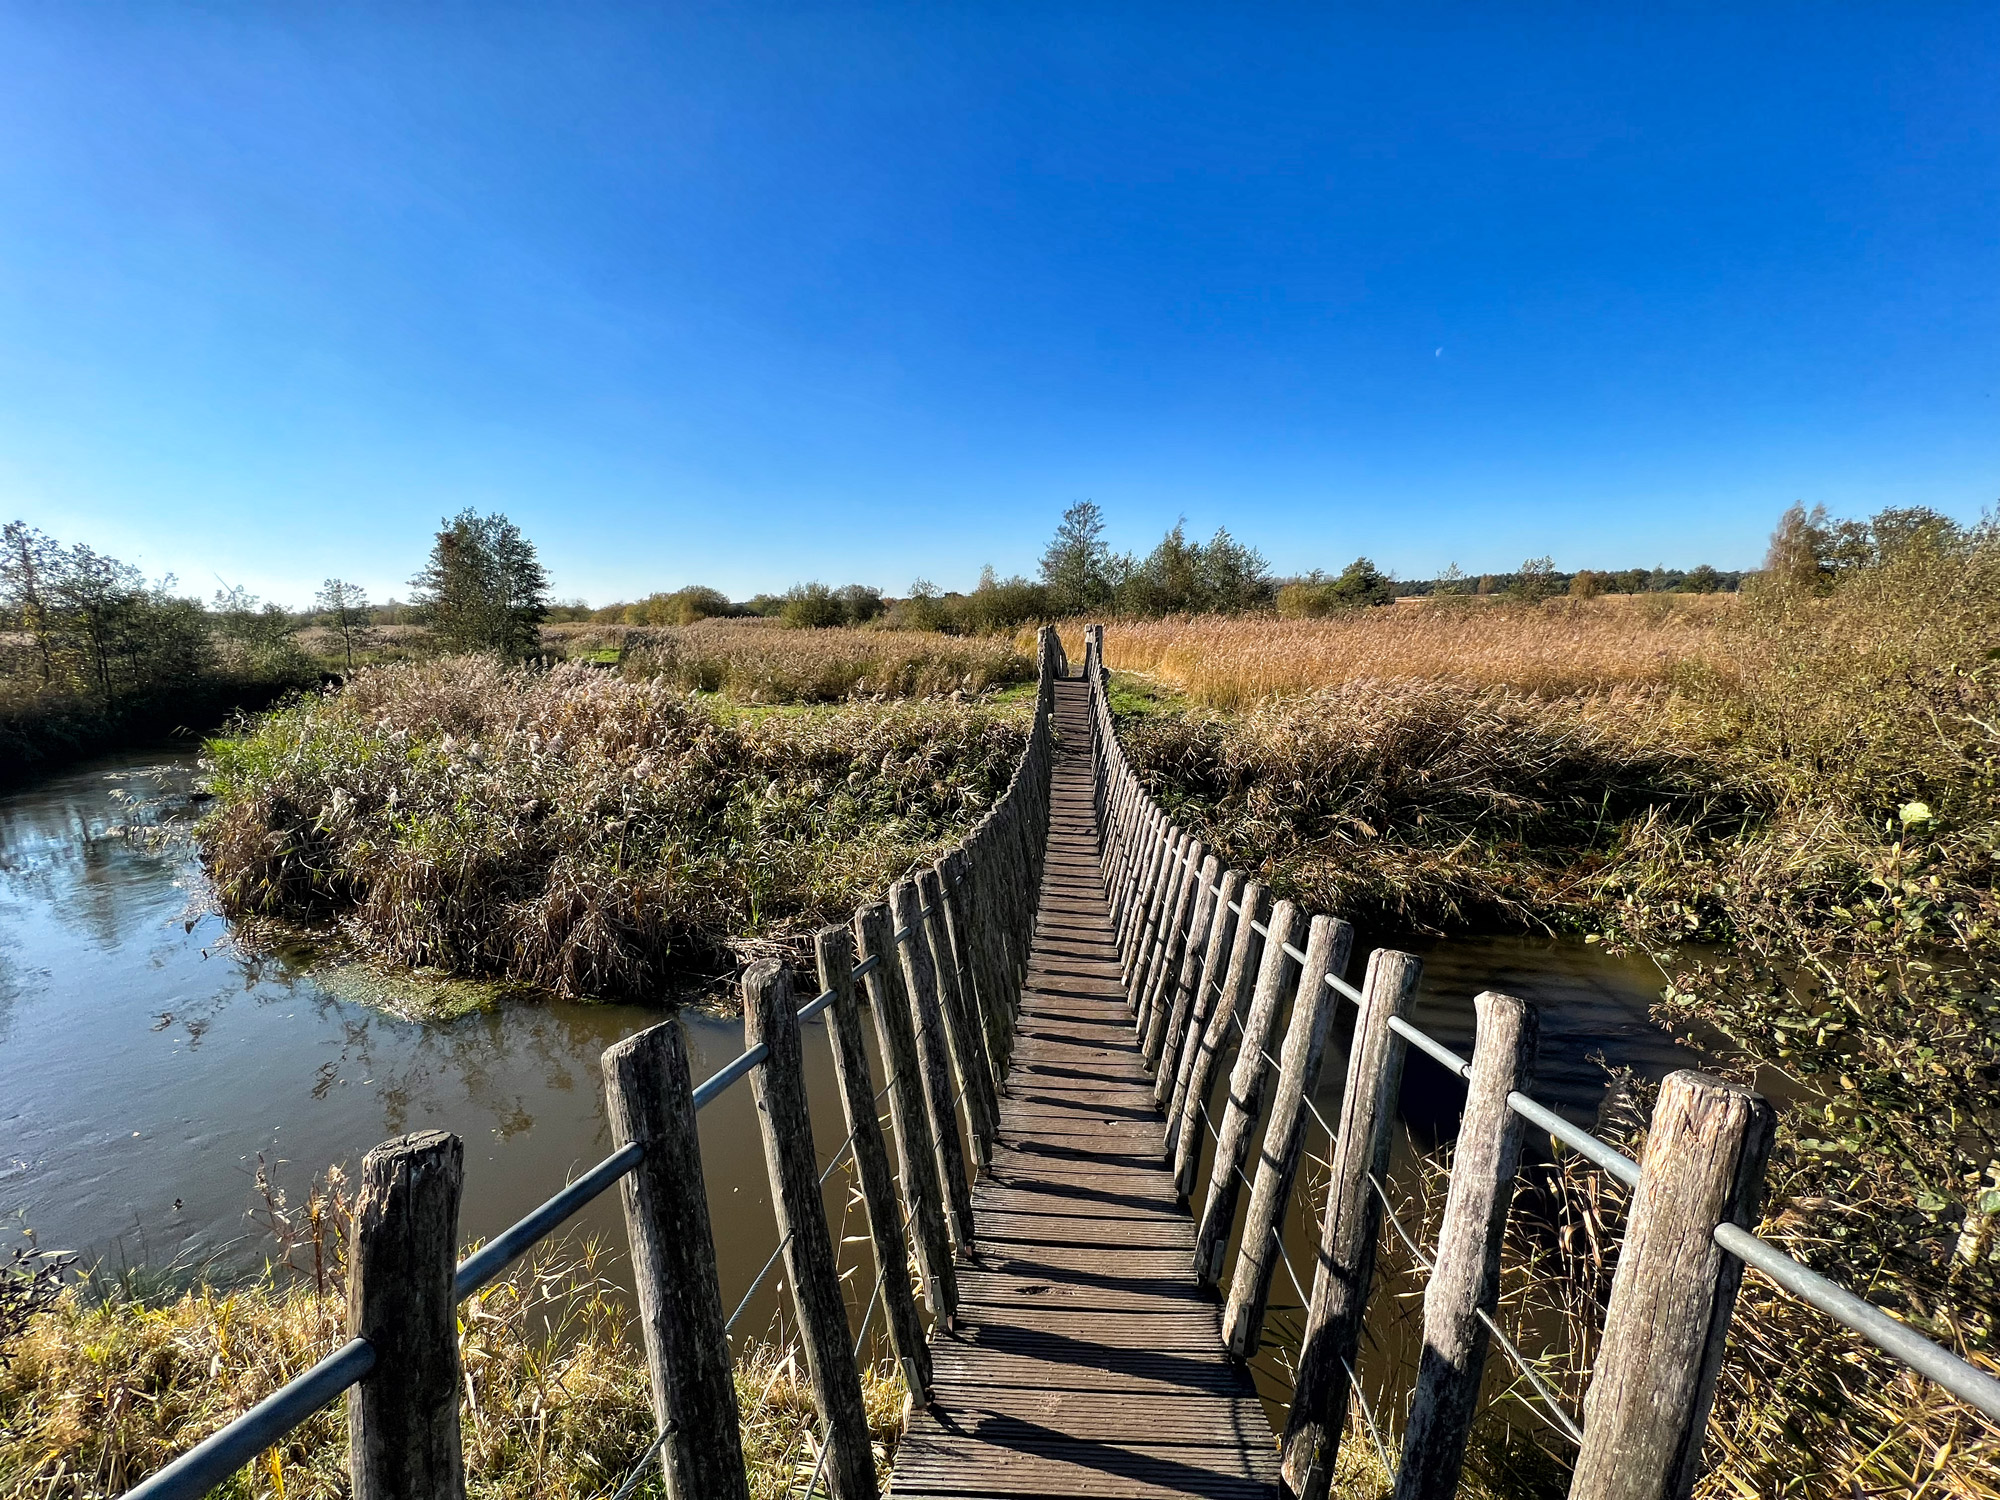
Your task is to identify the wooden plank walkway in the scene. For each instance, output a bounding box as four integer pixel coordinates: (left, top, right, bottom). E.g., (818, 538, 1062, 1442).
(891, 677, 1280, 1500)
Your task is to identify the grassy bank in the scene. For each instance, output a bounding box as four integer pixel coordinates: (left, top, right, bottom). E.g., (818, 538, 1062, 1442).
(1081, 533, 2000, 1495)
(0, 1239, 905, 1500)
(199, 656, 1028, 1003)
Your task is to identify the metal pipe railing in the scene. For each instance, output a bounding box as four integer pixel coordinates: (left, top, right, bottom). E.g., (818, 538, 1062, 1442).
(1083, 635, 2000, 1424)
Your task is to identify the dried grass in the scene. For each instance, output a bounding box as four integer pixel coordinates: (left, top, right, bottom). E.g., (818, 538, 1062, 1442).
(1058, 595, 1733, 707)
(199, 656, 1028, 1002)
(559, 621, 1033, 704)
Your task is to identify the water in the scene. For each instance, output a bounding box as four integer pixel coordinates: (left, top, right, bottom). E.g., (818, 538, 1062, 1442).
(0, 749, 1703, 1369)
(0, 749, 863, 1337)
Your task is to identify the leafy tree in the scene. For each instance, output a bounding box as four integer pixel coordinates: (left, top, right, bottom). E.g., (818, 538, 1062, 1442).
(1569, 569, 1603, 599)
(780, 581, 847, 629)
(212, 585, 297, 650)
(315, 579, 372, 671)
(1509, 556, 1560, 604)
(960, 566, 1049, 634)
(1433, 562, 1470, 597)
(411, 510, 550, 658)
(0, 521, 61, 682)
(837, 583, 885, 624)
(894, 578, 951, 632)
(1040, 501, 1116, 615)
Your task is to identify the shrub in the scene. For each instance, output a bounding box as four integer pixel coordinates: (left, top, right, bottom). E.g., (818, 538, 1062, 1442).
(200, 657, 1029, 1000)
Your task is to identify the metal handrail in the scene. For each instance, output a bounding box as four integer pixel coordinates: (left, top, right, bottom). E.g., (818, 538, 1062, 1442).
(1084, 638, 2000, 1423)
(126, 677, 1058, 1500)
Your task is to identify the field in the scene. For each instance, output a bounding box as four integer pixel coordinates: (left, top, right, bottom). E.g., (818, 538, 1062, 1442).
(199, 654, 1028, 1003)
(1066, 555, 2000, 1495)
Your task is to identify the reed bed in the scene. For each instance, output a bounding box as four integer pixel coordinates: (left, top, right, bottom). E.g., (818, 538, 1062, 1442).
(1081, 538, 2000, 1498)
(199, 656, 1027, 1003)
(1058, 595, 1732, 707)
(547, 621, 1034, 703)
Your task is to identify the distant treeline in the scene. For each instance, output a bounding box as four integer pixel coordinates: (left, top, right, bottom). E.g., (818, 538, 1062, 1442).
(588, 503, 1752, 633)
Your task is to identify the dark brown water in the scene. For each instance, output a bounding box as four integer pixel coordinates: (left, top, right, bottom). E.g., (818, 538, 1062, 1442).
(1, 749, 1700, 1384)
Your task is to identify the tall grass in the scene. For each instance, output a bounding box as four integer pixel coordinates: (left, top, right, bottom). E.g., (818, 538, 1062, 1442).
(200, 657, 1027, 1002)
(1061, 594, 1733, 707)
(1, 1241, 905, 1500)
(1088, 535, 2000, 1498)
(546, 621, 1034, 703)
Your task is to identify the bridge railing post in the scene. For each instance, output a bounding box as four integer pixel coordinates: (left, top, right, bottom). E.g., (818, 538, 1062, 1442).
(348, 1131, 466, 1500)
(1163, 867, 1244, 1143)
(1137, 836, 1205, 1058)
(1568, 1070, 1775, 1500)
(890, 877, 977, 1249)
(1146, 851, 1222, 1086)
(1223, 913, 1355, 1358)
(742, 961, 879, 1500)
(1281, 948, 1423, 1500)
(855, 901, 958, 1323)
(1393, 990, 1540, 1500)
(1172, 879, 1269, 1198)
(918, 864, 999, 1164)
(602, 1022, 749, 1500)
(1193, 899, 1305, 1289)
(817, 925, 934, 1409)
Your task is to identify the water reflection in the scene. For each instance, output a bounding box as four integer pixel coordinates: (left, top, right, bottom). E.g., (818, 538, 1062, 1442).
(0, 750, 865, 1339)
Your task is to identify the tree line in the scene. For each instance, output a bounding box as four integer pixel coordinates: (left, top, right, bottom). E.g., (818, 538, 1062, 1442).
(588, 501, 1755, 634)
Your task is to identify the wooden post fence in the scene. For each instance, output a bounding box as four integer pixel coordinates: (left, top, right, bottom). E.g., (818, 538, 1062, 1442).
(602, 1023, 749, 1500)
(348, 1131, 465, 1500)
(742, 960, 878, 1500)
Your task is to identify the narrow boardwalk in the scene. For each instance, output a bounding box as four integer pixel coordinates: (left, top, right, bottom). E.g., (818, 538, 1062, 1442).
(891, 678, 1280, 1499)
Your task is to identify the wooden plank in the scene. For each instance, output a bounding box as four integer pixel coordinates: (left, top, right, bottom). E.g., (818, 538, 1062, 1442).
(893, 676, 1277, 1500)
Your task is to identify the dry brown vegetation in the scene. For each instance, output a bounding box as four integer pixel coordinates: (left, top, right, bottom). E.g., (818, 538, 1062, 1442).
(1062, 593, 1733, 706)
(1078, 536, 2000, 1498)
(199, 656, 1027, 1002)
(0, 1238, 905, 1500)
(602, 621, 1033, 702)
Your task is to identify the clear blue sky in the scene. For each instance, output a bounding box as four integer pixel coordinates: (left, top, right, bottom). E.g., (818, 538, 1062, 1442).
(2, 4, 1995, 607)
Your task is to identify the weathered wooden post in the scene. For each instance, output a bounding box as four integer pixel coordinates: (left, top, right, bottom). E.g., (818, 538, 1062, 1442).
(1163, 868, 1244, 1134)
(1130, 828, 1188, 1015)
(1136, 831, 1194, 1028)
(855, 901, 957, 1321)
(1222, 913, 1354, 1357)
(933, 856, 1006, 1118)
(348, 1131, 465, 1500)
(1193, 899, 1305, 1289)
(1281, 948, 1423, 1500)
(743, 961, 879, 1500)
(890, 878, 976, 1248)
(916, 865, 999, 1167)
(602, 1024, 750, 1500)
(1137, 837, 1204, 1049)
(1393, 991, 1540, 1500)
(1568, 1071, 1775, 1500)
(1120, 812, 1170, 980)
(1171, 881, 1270, 1198)
(1146, 851, 1222, 1086)
(817, 926, 934, 1406)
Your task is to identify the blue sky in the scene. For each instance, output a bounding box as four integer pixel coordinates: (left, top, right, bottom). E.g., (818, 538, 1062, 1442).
(1, 4, 1994, 606)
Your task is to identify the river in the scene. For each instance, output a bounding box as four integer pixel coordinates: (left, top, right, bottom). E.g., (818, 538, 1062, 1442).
(0, 747, 1702, 1369)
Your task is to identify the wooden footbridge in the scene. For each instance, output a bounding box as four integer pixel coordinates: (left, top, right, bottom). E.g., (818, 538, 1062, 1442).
(127, 627, 2000, 1500)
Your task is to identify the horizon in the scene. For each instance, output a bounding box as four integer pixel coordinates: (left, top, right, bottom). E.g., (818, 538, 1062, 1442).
(3, 4, 1995, 605)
